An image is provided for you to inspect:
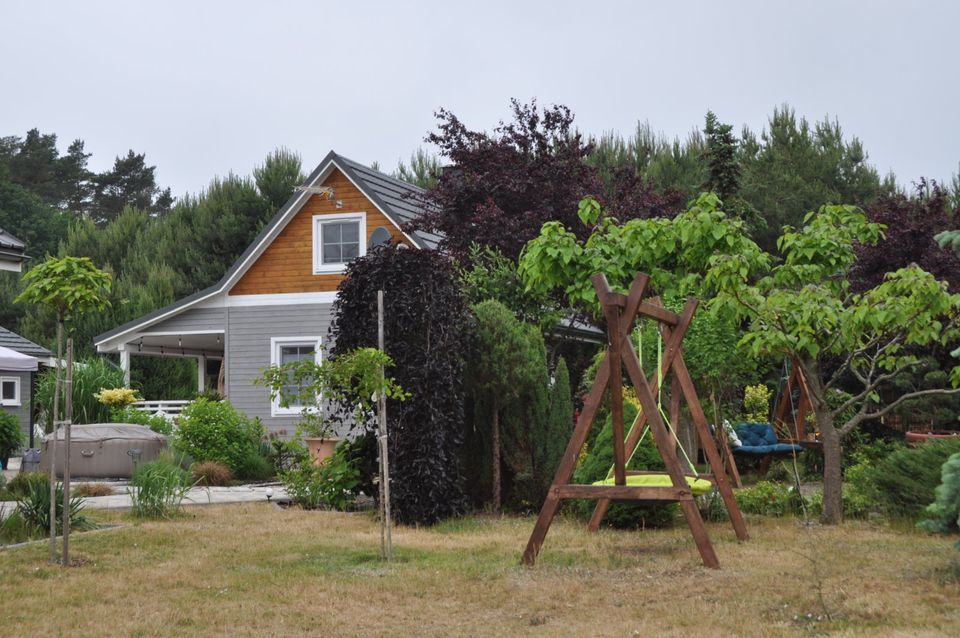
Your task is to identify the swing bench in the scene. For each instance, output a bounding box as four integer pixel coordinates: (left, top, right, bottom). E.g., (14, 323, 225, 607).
(522, 272, 749, 569)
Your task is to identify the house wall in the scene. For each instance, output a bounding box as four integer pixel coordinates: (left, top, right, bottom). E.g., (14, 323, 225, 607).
(1, 369, 32, 441)
(228, 168, 407, 296)
(226, 302, 341, 434)
(144, 307, 225, 334)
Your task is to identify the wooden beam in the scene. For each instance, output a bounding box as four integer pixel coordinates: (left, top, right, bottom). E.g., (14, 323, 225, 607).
(554, 484, 692, 500)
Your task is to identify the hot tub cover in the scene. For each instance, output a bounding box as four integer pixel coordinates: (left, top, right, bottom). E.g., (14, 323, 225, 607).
(42, 423, 166, 442)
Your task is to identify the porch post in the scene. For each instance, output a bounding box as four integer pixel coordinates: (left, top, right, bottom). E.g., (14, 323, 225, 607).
(197, 355, 206, 394)
(119, 348, 131, 387)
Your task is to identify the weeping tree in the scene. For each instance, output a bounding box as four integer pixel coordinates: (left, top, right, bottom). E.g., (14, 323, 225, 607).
(15, 255, 111, 564)
(330, 245, 471, 525)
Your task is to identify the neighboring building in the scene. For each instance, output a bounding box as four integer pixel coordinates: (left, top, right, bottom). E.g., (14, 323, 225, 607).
(0, 327, 53, 442)
(0, 228, 27, 273)
(94, 151, 437, 434)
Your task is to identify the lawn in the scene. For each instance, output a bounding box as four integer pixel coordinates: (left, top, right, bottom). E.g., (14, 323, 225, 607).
(2, 505, 959, 637)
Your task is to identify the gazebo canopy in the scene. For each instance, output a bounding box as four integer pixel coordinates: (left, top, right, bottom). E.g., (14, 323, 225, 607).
(0, 344, 38, 371)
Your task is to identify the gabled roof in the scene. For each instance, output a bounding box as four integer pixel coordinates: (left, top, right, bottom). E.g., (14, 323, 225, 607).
(0, 227, 27, 264)
(0, 326, 52, 359)
(95, 151, 435, 348)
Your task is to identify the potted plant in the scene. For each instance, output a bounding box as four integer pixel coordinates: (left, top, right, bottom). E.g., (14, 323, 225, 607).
(0, 411, 24, 471)
(257, 347, 407, 467)
(297, 411, 341, 466)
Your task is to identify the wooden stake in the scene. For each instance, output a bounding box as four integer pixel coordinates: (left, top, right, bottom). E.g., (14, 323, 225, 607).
(49, 321, 61, 563)
(377, 290, 393, 562)
(62, 339, 74, 566)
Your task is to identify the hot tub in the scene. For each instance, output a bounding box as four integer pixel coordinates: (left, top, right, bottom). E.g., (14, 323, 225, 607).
(39, 424, 168, 478)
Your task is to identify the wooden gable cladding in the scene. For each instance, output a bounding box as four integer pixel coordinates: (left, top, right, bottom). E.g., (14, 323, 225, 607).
(229, 168, 406, 295)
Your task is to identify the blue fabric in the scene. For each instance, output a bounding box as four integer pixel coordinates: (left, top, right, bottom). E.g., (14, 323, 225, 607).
(733, 444, 774, 455)
(734, 422, 776, 447)
(771, 443, 803, 453)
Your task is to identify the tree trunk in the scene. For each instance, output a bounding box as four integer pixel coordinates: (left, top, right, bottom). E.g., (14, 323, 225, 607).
(61, 338, 74, 567)
(49, 321, 62, 563)
(492, 399, 501, 516)
(799, 358, 843, 525)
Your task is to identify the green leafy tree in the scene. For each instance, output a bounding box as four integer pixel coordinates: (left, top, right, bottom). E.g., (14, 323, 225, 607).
(253, 147, 305, 211)
(707, 205, 960, 524)
(92, 150, 170, 224)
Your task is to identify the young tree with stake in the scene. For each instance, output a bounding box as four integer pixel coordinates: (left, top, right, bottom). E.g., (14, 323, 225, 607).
(15, 256, 111, 564)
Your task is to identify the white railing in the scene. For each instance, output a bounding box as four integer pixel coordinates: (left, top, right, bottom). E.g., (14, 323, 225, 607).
(132, 400, 191, 419)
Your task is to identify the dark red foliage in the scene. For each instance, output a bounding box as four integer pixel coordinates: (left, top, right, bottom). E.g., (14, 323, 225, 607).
(603, 165, 687, 222)
(850, 180, 960, 293)
(330, 245, 470, 525)
(410, 100, 680, 261)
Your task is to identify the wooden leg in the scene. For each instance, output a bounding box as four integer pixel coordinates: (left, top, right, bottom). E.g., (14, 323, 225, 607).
(522, 492, 562, 565)
(678, 496, 720, 568)
(668, 344, 750, 542)
(587, 499, 611, 532)
(759, 455, 772, 476)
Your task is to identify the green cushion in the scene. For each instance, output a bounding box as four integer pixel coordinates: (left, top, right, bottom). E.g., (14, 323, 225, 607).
(592, 474, 713, 496)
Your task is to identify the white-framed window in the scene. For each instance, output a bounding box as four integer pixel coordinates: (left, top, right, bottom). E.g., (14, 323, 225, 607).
(269, 337, 321, 417)
(0, 376, 20, 407)
(313, 212, 367, 274)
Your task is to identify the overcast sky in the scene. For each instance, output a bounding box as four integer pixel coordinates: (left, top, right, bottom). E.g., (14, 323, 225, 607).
(2, 1, 958, 198)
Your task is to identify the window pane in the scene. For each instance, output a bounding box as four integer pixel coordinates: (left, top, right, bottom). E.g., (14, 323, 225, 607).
(277, 344, 316, 409)
(341, 222, 359, 243)
(323, 243, 342, 263)
(322, 223, 341, 244)
(342, 242, 359, 260)
(1, 381, 14, 401)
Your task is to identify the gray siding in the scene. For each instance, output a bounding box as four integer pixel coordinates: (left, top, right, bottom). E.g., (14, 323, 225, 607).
(225, 303, 336, 434)
(146, 307, 225, 334)
(1, 370, 32, 443)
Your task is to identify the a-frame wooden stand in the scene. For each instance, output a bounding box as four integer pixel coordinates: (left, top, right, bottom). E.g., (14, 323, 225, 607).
(773, 358, 813, 441)
(521, 273, 749, 568)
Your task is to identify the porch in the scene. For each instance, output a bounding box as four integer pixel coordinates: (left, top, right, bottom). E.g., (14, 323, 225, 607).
(104, 330, 225, 398)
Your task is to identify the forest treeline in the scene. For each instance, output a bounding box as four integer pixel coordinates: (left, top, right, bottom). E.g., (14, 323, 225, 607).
(1, 102, 958, 398)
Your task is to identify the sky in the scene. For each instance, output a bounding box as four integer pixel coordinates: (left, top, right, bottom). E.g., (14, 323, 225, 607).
(2, 0, 958, 198)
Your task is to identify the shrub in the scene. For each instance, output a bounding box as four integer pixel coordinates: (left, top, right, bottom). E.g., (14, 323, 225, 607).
(919, 452, 960, 545)
(742, 384, 772, 423)
(570, 395, 677, 529)
(6, 471, 48, 498)
(15, 473, 92, 534)
(191, 461, 233, 487)
(862, 439, 960, 519)
(734, 481, 804, 517)
(235, 450, 273, 482)
(807, 486, 873, 520)
(94, 387, 141, 407)
(0, 508, 33, 544)
(0, 411, 23, 461)
(266, 434, 309, 474)
(173, 399, 264, 473)
(331, 245, 470, 525)
(111, 406, 174, 435)
(280, 445, 360, 511)
(36, 356, 124, 426)
(333, 432, 377, 498)
(129, 453, 192, 519)
(72, 483, 115, 498)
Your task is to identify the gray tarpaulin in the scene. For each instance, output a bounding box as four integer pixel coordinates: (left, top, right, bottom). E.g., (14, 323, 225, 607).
(0, 344, 38, 371)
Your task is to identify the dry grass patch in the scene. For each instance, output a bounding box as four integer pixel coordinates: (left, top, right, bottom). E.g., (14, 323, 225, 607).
(71, 482, 116, 498)
(1, 506, 959, 637)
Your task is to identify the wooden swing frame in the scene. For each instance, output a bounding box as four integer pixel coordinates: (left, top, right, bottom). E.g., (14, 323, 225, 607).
(521, 273, 749, 568)
(773, 358, 814, 442)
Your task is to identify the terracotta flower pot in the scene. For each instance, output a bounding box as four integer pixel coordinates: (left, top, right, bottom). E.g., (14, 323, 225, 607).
(905, 430, 960, 447)
(304, 437, 340, 466)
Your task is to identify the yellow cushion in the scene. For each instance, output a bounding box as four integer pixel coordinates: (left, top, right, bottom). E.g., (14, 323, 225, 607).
(592, 474, 713, 496)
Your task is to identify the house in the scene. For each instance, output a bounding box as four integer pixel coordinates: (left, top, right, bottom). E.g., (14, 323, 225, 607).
(94, 151, 438, 434)
(0, 228, 27, 273)
(0, 326, 53, 444)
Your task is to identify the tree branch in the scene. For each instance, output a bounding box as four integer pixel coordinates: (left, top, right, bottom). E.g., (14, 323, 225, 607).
(840, 387, 960, 435)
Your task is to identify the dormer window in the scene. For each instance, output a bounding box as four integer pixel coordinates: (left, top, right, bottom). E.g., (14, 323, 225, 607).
(313, 212, 366, 274)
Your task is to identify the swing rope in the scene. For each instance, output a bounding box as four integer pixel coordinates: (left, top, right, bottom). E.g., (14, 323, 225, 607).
(605, 321, 699, 480)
